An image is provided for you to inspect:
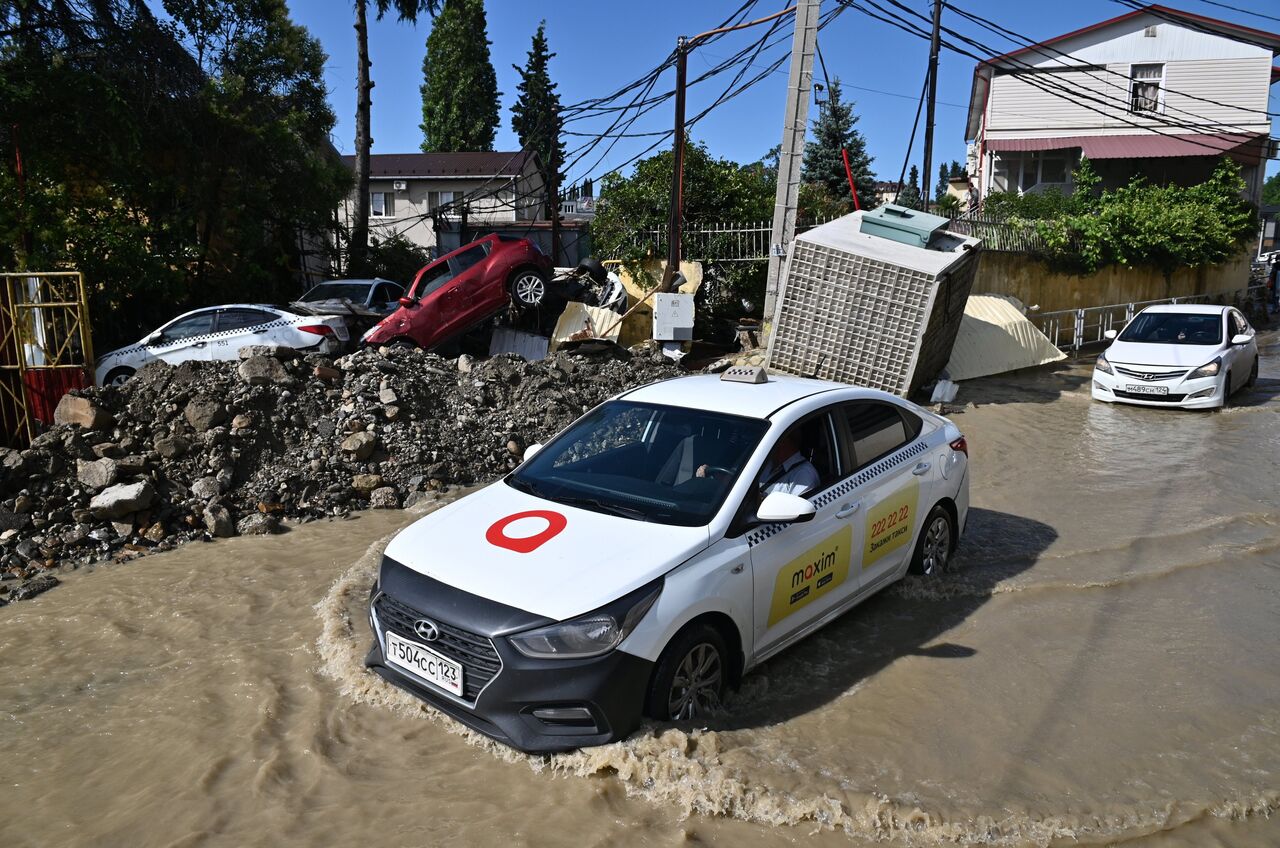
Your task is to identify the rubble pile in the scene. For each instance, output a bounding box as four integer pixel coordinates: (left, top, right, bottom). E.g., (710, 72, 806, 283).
(0, 345, 678, 604)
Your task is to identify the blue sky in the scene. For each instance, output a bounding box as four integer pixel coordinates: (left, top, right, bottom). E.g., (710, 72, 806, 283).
(288, 0, 1280, 184)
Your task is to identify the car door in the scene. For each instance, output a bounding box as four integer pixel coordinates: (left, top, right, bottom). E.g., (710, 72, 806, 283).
(147, 310, 217, 366)
(213, 308, 279, 360)
(746, 410, 864, 659)
(1225, 309, 1254, 392)
(833, 401, 934, 593)
(438, 242, 494, 338)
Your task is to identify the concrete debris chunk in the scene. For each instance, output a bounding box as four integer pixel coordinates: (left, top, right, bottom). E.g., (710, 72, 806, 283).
(89, 480, 156, 520)
(53, 394, 114, 430)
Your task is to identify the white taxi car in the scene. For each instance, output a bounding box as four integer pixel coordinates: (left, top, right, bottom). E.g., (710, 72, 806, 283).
(94, 304, 348, 386)
(366, 368, 970, 752)
(1091, 304, 1258, 409)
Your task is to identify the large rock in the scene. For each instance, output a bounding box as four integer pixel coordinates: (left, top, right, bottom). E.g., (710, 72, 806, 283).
(369, 487, 400, 509)
(184, 400, 228, 432)
(202, 504, 235, 538)
(0, 509, 31, 532)
(236, 513, 281, 536)
(10, 574, 58, 601)
(154, 435, 189, 459)
(237, 355, 292, 386)
(238, 345, 296, 360)
(53, 394, 114, 430)
(89, 479, 156, 520)
(340, 431, 376, 461)
(351, 473, 384, 494)
(190, 476, 222, 500)
(76, 457, 119, 490)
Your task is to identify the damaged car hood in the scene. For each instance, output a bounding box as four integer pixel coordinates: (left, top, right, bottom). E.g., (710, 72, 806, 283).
(383, 481, 711, 621)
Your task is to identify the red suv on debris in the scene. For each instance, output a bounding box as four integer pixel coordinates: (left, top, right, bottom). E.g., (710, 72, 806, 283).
(362, 234, 553, 350)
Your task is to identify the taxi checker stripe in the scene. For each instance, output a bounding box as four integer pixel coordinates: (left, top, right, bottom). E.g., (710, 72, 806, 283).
(746, 440, 929, 547)
(103, 316, 308, 359)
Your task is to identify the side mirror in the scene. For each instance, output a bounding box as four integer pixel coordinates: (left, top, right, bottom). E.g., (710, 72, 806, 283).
(522, 443, 543, 462)
(145, 331, 164, 346)
(756, 491, 816, 524)
(398, 296, 415, 308)
(1103, 329, 1118, 341)
(1231, 333, 1251, 346)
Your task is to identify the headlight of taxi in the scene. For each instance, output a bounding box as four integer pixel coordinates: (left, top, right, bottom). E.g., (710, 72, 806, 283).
(1095, 353, 1114, 375)
(508, 580, 662, 660)
(1187, 357, 1221, 379)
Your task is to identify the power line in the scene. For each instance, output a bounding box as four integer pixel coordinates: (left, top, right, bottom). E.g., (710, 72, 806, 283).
(1183, 0, 1280, 25)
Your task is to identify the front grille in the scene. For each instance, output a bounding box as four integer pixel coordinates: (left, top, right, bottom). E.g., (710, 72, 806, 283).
(374, 592, 502, 703)
(1114, 366, 1188, 381)
(1114, 390, 1187, 402)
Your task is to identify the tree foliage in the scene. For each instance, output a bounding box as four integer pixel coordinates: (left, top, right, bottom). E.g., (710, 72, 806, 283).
(593, 141, 775, 307)
(510, 20, 563, 219)
(984, 157, 1255, 276)
(800, 79, 875, 213)
(1263, 171, 1280, 207)
(419, 0, 498, 152)
(896, 165, 921, 208)
(0, 0, 348, 348)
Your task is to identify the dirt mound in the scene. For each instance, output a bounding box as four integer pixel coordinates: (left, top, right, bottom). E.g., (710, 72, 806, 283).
(0, 345, 678, 603)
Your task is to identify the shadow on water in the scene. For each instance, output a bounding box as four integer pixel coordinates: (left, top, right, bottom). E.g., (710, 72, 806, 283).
(699, 507, 1057, 731)
(924, 360, 1093, 408)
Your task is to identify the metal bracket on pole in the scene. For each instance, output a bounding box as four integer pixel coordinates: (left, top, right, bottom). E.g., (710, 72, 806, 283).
(761, 0, 819, 340)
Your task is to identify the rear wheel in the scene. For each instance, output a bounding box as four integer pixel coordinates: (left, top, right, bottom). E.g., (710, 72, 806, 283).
(509, 268, 548, 310)
(104, 366, 135, 387)
(645, 623, 727, 722)
(909, 505, 953, 576)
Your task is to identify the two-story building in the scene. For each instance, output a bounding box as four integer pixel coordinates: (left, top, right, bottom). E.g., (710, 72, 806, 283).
(965, 4, 1279, 208)
(338, 151, 546, 256)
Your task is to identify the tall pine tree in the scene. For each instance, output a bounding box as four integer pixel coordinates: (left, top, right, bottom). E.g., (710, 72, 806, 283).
(511, 21, 564, 223)
(801, 79, 876, 212)
(420, 0, 499, 152)
(897, 165, 921, 208)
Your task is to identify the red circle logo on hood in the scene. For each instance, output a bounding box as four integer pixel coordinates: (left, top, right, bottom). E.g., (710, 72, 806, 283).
(485, 510, 567, 554)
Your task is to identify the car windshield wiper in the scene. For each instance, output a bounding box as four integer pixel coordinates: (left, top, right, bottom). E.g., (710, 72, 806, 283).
(506, 476, 548, 499)
(553, 494, 650, 522)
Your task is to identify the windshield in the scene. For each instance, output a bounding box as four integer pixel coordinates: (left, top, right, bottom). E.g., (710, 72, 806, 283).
(507, 400, 768, 527)
(1118, 312, 1223, 345)
(301, 283, 370, 302)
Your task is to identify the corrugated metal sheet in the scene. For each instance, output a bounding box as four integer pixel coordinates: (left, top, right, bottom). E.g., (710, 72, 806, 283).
(985, 132, 1263, 159)
(945, 295, 1065, 382)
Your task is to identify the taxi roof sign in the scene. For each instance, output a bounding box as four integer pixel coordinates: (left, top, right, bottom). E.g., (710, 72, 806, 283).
(720, 365, 768, 384)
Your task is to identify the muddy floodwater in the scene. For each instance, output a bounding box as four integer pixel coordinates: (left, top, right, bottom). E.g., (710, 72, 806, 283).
(3, 337, 1278, 847)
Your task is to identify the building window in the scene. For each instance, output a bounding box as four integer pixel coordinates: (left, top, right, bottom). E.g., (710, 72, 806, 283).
(1130, 64, 1163, 113)
(370, 191, 394, 218)
(427, 190, 458, 211)
(992, 151, 1072, 196)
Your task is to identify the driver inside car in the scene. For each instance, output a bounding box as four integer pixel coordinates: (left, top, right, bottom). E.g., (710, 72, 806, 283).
(695, 428, 819, 497)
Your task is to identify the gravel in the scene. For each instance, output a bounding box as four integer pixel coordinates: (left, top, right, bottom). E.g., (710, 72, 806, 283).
(0, 344, 679, 604)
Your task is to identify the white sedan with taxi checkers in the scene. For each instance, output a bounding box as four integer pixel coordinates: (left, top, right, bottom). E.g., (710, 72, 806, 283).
(366, 367, 970, 752)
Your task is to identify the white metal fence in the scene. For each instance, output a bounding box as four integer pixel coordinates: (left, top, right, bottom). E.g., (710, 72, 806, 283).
(1032, 285, 1268, 352)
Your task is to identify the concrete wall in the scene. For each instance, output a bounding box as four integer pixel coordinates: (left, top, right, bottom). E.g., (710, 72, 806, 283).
(972, 249, 1254, 313)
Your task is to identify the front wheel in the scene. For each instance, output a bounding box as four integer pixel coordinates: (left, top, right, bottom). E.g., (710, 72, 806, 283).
(509, 269, 548, 309)
(645, 623, 727, 722)
(909, 505, 954, 576)
(1246, 357, 1258, 389)
(104, 366, 135, 387)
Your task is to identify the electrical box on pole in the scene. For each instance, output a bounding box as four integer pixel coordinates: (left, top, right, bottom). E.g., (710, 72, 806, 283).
(762, 0, 819, 340)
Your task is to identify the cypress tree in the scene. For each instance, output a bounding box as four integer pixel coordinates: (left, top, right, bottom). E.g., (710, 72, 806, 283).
(420, 0, 499, 152)
(897, 165, 921, 208)
(801, 79, 876, 211)
(511, 21, 564, 221)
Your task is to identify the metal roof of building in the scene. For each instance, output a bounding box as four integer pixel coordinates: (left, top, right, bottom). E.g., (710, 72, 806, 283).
(340, 151, 534, 178)
(984, 132, 1266, 161)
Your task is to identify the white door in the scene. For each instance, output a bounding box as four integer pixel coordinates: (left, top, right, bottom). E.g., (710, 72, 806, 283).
(747, 411, 865, 658)
(147, 310, 218, 366)
(834, 401, 936, 593)
(211, 307, 280, 360)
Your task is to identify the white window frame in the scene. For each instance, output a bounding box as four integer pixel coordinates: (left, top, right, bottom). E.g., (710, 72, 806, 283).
(1129, 63, 1165, 114)
(990, 151, 1073, 196)
(370, 191, 394, 218)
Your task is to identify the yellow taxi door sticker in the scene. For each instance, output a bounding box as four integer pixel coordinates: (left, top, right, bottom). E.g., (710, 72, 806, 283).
(863, 480, 920, 567)
(768, 526, 852, 627)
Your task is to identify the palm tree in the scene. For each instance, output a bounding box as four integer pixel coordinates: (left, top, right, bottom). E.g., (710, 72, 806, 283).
(351, 0, 440, 274)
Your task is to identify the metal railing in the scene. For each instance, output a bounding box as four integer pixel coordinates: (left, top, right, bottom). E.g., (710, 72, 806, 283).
(946, 210, 1078, 254)
(1032, 285, 1268, 352)
(635, 217, 837, 262)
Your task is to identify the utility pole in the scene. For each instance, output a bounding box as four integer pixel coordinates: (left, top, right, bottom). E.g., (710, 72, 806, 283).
(661, 36, 688, 292)
(762, 0, 819, 335)
(921, 0, 943, 213)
